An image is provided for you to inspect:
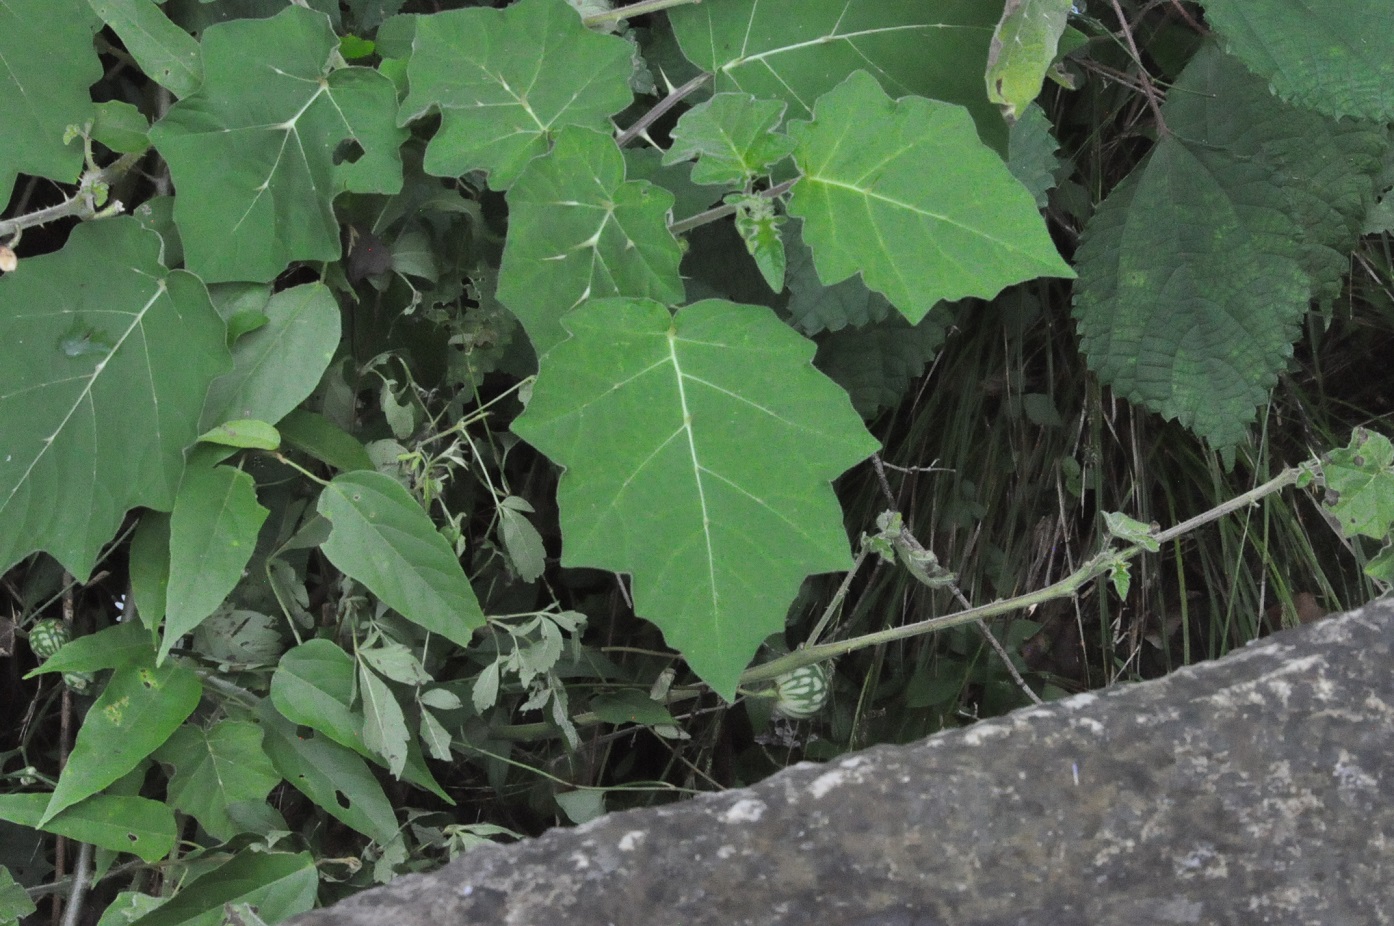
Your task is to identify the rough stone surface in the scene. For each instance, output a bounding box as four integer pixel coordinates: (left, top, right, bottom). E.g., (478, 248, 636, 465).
(292, 599, 1394, 925)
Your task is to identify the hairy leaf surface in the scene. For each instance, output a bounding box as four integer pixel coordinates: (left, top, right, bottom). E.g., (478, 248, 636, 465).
(788, 72, 1073, 324)
(149, 5, 404, 283)
(512, 297, 877, 697)
(670, 0, 1008, 149)
(1199, 0, 1394, 120)
(497, 128, 685, 355)
(401, 0, 634, 189)
(0, 219, 228, 579)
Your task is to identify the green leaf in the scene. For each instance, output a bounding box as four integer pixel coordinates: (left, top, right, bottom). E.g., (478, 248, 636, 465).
(662, 94, 796, 186)
(401, 0, 634, 189)
(200, 283, 342, 430)
(588, 690, 676, 726)
(0, 0, 101, 203)
(0, 219, 229, 580)
(257, 705, 399, 844)
(26, 620, 154, 677)
(87, 0, 202, 99)
(1199, 0, 1394, 120)
(0, 866, 36, 924)
(497, 127, 685, 356)
(670, 0, 1009, 150)
(985, 0, 1073, 120)
(0, 793, 175, 864)
(730, 194, 787, 293)
(1073, 45, 1386, 447)
(42, 662, 202, 824)
(358, 664, 409, 777)
(197, 420, 280, 451)
(91, 100, 152, 155)
(123, 851, 316, 926)
(148, 5, 405, 283)
(783, 222, 894, 335)
(787, 71, 1073, 325)
(498, 501, 547, 583)
(162, 464, 269, 663)
(270, 640, 366, 752)
(129, 512, 171, 633)
(1323, 429, 1394, 540)
(1007, 103, 1062, 209)
(318, 472, 486, 649)
(278, 409, 375, 473)
(814, 308, 951, 418)
(1103, 511, 1160, 552)
(512, 297, 877, 698)
(154, 721, 280, 843)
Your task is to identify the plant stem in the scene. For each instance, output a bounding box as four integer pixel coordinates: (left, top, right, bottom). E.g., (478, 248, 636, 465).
(583, 0, 701, 28)
(669, 178, 796, 235)
(616, 71, 711, 148)
(0, 152, 144, 241)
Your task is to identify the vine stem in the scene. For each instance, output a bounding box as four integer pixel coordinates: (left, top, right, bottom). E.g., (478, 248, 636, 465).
(0, 151, 143, 242)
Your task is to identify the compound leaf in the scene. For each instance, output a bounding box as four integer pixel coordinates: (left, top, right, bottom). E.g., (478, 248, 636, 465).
(149, 5, 405, 283)
(0, 218, 229, 580)
(788, 71, 1073, 325)
(0, 0, 101, 204)
(318, 471, 486, 650)
(154, 720, 280, 842)
(670, 0, 1008, 149)
(401, 0, 634, 189)
(497, 127, 685, 356)
(512, 297, 877, 698)
(1199, 0, 1394, 120)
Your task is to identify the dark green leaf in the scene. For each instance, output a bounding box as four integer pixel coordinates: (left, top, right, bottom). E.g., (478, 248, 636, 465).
(0, 793, 175, 863)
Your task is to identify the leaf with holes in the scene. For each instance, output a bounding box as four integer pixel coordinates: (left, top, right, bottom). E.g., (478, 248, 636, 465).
(985, 0, 1073, 120)
(512, 297, 877, 698)
(401, 0, 634, 189)
(497, 127, 685, 355)
(670, 0, 1009, 149)
(148, 5, 404, 283)
(788, 72, 1073, 324)
(1323, 429, 1394, 541)
(0, 219, 229, 580)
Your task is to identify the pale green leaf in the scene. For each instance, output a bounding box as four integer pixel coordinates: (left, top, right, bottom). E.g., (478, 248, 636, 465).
(497, 127, 685, 355)
(0, 866, 36, 923)
(197, 420, 280, 450)
(498, 504, 547, 582)
(26, 620, 154, 677)
(1323, 429, 1394, 540)
(0, 793, 174, 863)
(985, 0, 1073, 120)
(358, 664, 409, 777)
(0, 219, 229, 579)
(670, 0, 1009, 150)
(731, 195, 787, 293)
(0, 0, 101, 203)
(190, 608, 284, 667)
(149, 5, 405, 283)
(162, 465, 269, 663)
(419, 709, 454, 761)
(788, 72, 1074, 324)
(1199, 0, 1394, 120)
(512, 297, 877, 698)
(91, 100, 152, 155)
(318, 471, 486, 649)
(154, 721, 280, 842)
(200, 283, 341, 430)
(122, 851, 316, 926)
(42, 662, 202, 824)
(401, 0, 634, 188)
(270, 639, 366, 750)
(88, 0, 202, 98)
(662, 93, 795, 186)
(360, 642, 431, 686)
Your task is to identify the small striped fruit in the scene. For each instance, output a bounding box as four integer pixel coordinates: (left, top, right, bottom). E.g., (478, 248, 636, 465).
(771, 663, 832, 720)
(28, 619, 70, 661)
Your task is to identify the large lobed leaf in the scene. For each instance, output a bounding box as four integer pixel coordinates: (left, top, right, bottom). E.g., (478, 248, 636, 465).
(788, 71, 1074, 325)
(1199, 0, 1394, 121)
(401, 0, 635, 189)
(149, 5, 405, 283)
(1073, 44, 1387, 448)
(0, 219, 229, 579)
(512, 297, 878, 698)
(0, 0, 102, 205)
(670, 0, 1008, 150)
(497, 128, 685, 356)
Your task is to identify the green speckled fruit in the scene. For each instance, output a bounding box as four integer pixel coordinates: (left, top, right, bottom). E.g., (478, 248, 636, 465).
(28, 619, 70, 661)
(772, 663, 832, 720)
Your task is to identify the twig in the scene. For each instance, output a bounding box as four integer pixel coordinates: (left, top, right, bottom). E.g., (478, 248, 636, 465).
(617, 72, 711, 148)
(583, 0, 701, 28)
(668, 178, 796, 235)
(1107, 0, 1169, 134)
(0, 151, 143, 242)
(58, 843, 92, 926)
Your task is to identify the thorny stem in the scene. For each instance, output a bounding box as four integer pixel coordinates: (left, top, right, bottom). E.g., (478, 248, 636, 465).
(583, 0, 701, 28)
(0, 151, 143, 243)
(668, 178, 796, 235)
(616, 72, 711, 148)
